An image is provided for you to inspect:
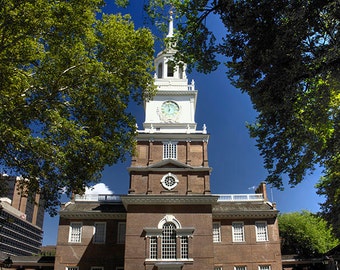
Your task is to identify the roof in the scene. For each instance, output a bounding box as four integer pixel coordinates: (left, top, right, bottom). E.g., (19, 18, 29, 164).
(213, 200, 278, 218)
(60, 201, 126, 219)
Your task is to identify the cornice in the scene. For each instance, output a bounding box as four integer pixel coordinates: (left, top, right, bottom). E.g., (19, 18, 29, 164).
(212, 210, 279, 219)
(127, 166, 212, 173)
(136, 133, 210, 141)
(60, 211, 126, 219)
(153, 90, 198, 96)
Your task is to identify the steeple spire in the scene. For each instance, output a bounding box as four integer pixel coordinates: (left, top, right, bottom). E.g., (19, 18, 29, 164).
(166, 10, 174, 38)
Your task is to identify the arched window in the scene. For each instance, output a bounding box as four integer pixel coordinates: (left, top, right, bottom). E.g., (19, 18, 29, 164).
(167, 62, 174, 77)
(158, 63, 163, 78)
(162, 222, 177, 259)
(179, 65, 183, 79)
(144, 215, 193, 261)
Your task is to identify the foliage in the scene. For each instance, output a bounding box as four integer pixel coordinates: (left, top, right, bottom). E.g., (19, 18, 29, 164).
(0, 0, 155, 215)
(147, 0, 339, 189)
(316, 165, 340, 239)
(279, 211, 339, 257)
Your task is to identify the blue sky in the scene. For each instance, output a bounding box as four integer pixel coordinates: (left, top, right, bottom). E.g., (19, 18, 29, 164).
(41, 0, 325, 246)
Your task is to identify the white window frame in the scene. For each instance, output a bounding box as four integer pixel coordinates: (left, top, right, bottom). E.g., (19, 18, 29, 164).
(66, 267, 79, 270)
(117, 222, 126, 244)
(232, 222, 245, 242)
(161, 222, 177, 259)
(255, 221, 268, 242)
(235, 266, 247, 270)
(180, 236, 189, 259)
(149, 236, 158, 259)
(258, 265, 271, 270)
(163, 141, 177, 159)
(68, 222, 82, 243)
(213, 222, 221, 243)
(93, 222, 106, 244)
(214, 267, 223, 270)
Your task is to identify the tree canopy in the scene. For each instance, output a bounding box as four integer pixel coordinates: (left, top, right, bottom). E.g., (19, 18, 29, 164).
(148, 0, 339, 188)
(0, 0, 155, 215)
(279, 211, 339, 257)
(147, 0, 339, 232)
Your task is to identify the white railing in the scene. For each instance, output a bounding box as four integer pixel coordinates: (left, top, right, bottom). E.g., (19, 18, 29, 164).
(75, 194, 122, 202)
(216, 194, 264, 202)
(74, 193, 263, 202)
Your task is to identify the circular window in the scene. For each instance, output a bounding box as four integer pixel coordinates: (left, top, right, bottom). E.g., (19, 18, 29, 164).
(161, 173, 178, 190)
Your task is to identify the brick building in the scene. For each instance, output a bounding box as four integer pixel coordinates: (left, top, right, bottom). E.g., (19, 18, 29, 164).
(0, 175, 44, 256)
(54, 15, 282, 270)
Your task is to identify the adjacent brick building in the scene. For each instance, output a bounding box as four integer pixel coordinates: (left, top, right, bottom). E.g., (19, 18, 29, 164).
(54, 15, 282, 270)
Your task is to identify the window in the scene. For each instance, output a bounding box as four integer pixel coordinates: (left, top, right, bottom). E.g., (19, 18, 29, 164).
(158, 63, 163, 78)
(232, 222, 245, 242)
(258, 266, 270, 270)
(180, 236, 189, 259)
(145, 215, 193, 261)
(235, 266, 247, 270)
(214, 267, 223, 270)
(163, 141, 177, 159)
(213, 222, 221, 242)
(93, 222, 106, 243)
(69, 222, 82, 243)
(150, 236, 158, 259)
(161, 173, 179, 190)
(67, 267, 79, 270)
(255, 221, 268, 242)
(117, 222, 126, 244)
(167, 62, 174, 77)
(162, 222, 177, 259)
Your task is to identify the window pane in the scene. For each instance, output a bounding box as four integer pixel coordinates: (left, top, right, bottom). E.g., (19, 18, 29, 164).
(163, 142, 177, 159)
(117, 222, 126, 244)
(213, 222, 221, 242)
(162, 222, 176, 259)
(256, 222, 268, 241)
(232, 222, 244, 242)
(214, 267, 223, 270)
(150, 236, 158, 259)
(180, 236, 188, 259)
(258, 266, 270, 270)
(69, 223, 82, 243)
(93, 223, 106, 243)
(235, 266, 247, 270)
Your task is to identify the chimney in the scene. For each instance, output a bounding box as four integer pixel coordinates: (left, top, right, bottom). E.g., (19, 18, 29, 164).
(255, 182, 268, 201)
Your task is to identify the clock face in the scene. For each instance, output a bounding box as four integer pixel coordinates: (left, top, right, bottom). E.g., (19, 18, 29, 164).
(161, 101, 179, 118)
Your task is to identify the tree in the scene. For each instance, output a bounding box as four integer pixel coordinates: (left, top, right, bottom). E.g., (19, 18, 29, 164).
(279, 211, 339, 257)
(0, 0, 155, 215)
(147, 0, 339, 229)
(148, 0, 339, 188)
(316, 166, 340, 239)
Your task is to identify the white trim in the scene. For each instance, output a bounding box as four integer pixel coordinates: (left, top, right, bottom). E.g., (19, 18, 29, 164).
(161, 173, 179, 190)
(68, 222, 82, 243)
(158, 215, 181, 229)
(213, 222, 221, 243)
(255, 221, 268, 242)
(232, 222, 245, 242)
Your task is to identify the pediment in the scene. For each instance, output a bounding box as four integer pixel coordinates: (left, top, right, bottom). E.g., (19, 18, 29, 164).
(148, 159, 193, 169)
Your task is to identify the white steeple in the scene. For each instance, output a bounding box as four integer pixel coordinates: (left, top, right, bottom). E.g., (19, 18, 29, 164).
(166, 11, 174, 38)
(139, 12, 205, 134)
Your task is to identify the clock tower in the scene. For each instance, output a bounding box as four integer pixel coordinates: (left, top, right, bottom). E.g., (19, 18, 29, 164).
(122, 14, 215, 270)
